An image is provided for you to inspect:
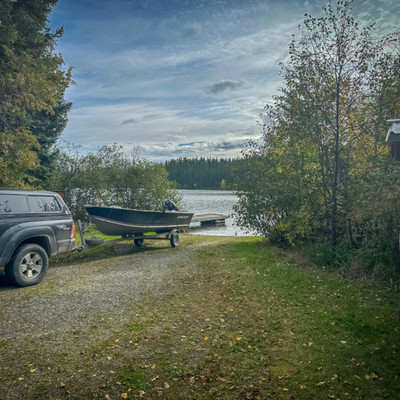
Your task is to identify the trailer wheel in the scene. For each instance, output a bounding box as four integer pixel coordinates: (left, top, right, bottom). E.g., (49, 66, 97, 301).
(5, 244, 48, 287)
(170, 232, 180, 248)
(134, 238, 144, 247)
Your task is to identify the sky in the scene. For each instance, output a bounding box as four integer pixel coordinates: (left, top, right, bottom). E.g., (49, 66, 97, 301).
(49, 0, 400, 161)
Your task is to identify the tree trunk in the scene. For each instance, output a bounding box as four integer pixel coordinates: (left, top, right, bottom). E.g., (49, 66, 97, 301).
(331, 81, 341, 248)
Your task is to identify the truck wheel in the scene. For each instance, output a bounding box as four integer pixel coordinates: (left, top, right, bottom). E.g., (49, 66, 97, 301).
(5, 244, 48, 287)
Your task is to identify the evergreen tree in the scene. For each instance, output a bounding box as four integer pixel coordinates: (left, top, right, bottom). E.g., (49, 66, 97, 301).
(0, 0, 72, 188)
(165, 157, 238, 189)
(29, 93, 72, 187)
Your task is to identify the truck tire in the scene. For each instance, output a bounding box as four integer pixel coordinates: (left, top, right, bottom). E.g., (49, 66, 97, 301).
(5, 244, 49, 287)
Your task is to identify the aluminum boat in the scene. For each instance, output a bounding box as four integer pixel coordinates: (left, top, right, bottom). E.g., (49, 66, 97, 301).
(85, 205, 193, 236)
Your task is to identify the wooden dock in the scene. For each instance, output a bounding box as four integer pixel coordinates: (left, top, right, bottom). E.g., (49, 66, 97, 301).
(191, 214, 228, 226)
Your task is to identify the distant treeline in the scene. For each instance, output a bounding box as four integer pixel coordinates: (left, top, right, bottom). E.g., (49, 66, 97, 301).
(164, 157, 241, 189)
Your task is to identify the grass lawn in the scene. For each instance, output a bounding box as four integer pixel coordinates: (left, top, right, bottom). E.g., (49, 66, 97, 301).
(100, 236, 400, 399)
(2, 235, 399, 399)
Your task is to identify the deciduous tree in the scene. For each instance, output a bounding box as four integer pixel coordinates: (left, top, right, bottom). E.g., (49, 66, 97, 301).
(50, 144, 179, 220)
(236, 0, 400, 272)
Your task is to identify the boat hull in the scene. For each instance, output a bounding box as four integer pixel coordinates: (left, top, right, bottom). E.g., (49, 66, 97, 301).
(85, 206, 193, 236)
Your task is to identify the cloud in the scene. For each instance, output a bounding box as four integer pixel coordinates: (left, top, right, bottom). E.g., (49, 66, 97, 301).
(205, 80, 246, 96)
(54, 7, 298, 161)
(182, 23, 202, 39)
(60, 18, 293, 104)
(137, 138, 251, 161)
(352, 0, 400, 35)
(52, 0, 399, 162)
(121, 118, 137, 125)
(61, 101, 261, 161)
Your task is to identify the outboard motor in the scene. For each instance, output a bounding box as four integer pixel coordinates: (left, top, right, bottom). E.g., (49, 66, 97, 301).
(164, 199, 179, 211)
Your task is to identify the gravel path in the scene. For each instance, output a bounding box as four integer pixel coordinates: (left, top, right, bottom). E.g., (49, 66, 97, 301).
(0, 237, 228, 341)
(0, 236, 241, 399)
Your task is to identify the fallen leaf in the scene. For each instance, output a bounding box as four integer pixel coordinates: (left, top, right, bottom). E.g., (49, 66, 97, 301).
(164, 382, 170, 389)
(300, 384, 307, 389)
(189, 376, 195, 386)
(121, 393, 128, 399)
(59, 382, 65, 388)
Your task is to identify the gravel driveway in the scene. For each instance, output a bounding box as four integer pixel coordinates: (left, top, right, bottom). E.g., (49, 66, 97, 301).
(0, 236, 238, 399)
(0, 238, 217, 341)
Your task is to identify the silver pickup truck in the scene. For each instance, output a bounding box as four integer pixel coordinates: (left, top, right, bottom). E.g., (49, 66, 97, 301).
(0, 189, 75, 287)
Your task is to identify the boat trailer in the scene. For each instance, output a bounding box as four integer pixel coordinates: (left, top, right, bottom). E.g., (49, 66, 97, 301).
(122, 229, 181, 248)
(77, 220, 182, 250)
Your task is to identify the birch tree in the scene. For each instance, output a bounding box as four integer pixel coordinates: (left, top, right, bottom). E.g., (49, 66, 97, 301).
(236, 0, 400, 258)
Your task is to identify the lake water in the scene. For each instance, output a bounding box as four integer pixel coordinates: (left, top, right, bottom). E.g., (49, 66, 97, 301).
(179, 189, 253, 236)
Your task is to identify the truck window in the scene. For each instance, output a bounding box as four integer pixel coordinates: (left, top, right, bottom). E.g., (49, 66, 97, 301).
(27, 195, 62, 213)
(0, 194, 30, 214)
